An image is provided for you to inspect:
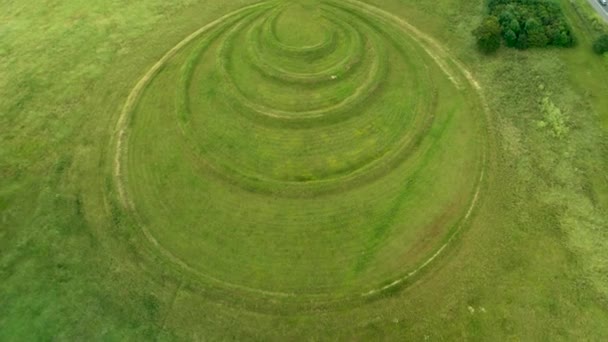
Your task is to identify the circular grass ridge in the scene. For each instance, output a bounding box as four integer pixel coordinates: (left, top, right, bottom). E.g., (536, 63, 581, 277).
(115, 0, 486, 302)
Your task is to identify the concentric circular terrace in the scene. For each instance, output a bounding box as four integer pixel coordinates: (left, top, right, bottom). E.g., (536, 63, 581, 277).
(113, 0, 487, 304)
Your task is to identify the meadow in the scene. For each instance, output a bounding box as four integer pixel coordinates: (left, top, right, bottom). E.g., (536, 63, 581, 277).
(1, 0, 607, 339)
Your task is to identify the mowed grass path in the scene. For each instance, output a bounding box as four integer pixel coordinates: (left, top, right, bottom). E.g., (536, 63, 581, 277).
(119, 0, 485, 298)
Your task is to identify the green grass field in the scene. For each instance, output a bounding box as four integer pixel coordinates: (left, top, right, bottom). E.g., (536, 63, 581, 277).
(1, 0, 607, 339)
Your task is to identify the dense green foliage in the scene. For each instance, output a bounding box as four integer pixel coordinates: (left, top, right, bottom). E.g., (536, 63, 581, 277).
(475, 0, 575, 51)
(593, 34, 608, 54)
(473, 16, 502, 53)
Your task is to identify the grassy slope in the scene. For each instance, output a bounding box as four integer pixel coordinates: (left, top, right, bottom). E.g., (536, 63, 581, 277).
(1, 0, 607, 340)
(121, 0, 483, 296)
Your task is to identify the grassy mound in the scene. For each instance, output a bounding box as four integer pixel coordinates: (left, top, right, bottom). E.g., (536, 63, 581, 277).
(115, 0, 486, 301)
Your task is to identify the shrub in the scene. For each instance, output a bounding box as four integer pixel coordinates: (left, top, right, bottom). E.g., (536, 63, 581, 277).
(537, 97, 569, 138)
(473, 15, 502, 53)
(593, 34, 608, 55)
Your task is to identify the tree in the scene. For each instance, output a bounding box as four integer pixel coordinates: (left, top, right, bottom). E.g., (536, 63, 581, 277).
(593, 34, 608, 55)
(473, 16, 502, 54)
(516, 32, 528, 50)
(509, 18, 521, 34)
(527, 27, 549, 47)
(504, 29, 517, 47)
(555, 30, 573, 47)
(524, 18, 548, 47)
